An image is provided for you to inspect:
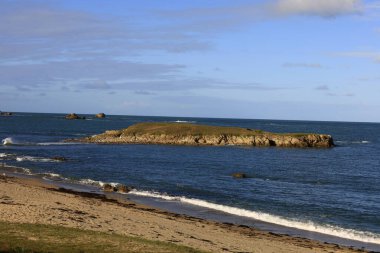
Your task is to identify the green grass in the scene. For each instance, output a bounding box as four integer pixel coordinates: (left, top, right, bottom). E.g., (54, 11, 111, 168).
(121, 122, 266, 136)
(0, 221, 206, 253)
(116, 122, 314, 137)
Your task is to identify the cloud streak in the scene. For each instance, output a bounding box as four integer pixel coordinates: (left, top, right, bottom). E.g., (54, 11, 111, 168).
(161, 0, 363, 34)
(283, 63, 324, 68)
(0, 1, 211, 66)
(335, 51, 380, 63)
(271, 0, 362, 17)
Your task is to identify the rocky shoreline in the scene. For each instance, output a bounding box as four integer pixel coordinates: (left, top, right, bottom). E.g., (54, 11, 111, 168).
(70, 122, 334, 148)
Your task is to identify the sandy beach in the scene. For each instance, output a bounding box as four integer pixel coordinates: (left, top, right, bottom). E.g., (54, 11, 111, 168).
(0, 172, 371, 253)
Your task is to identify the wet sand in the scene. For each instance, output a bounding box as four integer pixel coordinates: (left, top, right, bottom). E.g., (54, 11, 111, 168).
(0, 173, 373, 253)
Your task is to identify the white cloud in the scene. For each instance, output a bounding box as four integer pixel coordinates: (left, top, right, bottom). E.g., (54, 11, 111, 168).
(336, 51, 380, 62)
(283, 63, 324, 68)
(315, 85, 329, 90)
(271, 0, 363, 17)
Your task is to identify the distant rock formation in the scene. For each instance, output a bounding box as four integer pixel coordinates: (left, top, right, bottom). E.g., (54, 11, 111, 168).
(69, 122, 334, 148)
(232, 173, 248, 179)
(95, 113, 106, 118)
(65, 113, 85, 120)
(0, 112, 13, 116)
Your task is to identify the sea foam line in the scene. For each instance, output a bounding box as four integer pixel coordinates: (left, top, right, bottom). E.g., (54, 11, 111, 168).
(15, 155, 59, 163)
(129, 190, 380, 245)
(173, 120, 196, 123)
(79, 178, 119, 188)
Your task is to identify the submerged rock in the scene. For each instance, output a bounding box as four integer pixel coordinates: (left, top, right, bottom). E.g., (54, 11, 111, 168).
(95, 113, 106, 118)
(102, 184, 115, 192)
(115, 184, 134, 193)
(232, 173, 248, 179)
(51, 156, 67, 162)
(65, 113, 85, 120)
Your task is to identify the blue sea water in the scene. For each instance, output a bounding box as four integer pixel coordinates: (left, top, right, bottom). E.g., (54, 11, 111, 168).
(1, 113, 380, 249)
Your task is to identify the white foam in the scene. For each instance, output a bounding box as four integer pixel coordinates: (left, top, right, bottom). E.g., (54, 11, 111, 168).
(173, 120, 196, 123)
(0, 164, 32, 174)
(16, 155, 57, 163)
(129, 190, 380, 244)
(2, 137, 14, 145)
(40, 172, 69, 181)
(336, 140, 370, 144)
(42, 173, 61, 178)
(0, 153, 8, 158)
(37, 142, 81, 146)
(79, 178, 119, 187)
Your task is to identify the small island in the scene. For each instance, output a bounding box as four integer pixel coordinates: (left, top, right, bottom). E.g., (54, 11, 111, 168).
(0, 111, 13, 116)
(72, 122, 334, 148)
(65, 113, 85, 120)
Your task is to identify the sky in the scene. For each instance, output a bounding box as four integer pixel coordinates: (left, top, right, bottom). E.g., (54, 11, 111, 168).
(1, 0, 380, 122)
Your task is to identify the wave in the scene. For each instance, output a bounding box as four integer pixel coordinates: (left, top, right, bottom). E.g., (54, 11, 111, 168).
(173, 120, 196, 123)
(36, 142, 82, 146)
(79, 178, 119, 188)
(38, 172, 69, 181)
(335, 140, 370, 144)
(15, 155, 61, 163)
(128, 190, 380, 245)
(1, 137, 83, 146)
(2, 137, 15, 145)
(0, 164, 32, 175)
(0, 153, 9, 158)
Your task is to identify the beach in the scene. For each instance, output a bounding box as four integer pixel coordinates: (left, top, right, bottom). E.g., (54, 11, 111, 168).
(0, 172, 370, 253)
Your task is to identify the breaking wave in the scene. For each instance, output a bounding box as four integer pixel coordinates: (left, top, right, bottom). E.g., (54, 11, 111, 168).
(128, 190, 380, 245)
(16, 155, 61, 163)
(0, 153, 9, 158)
(336, 140, 371, 144)
(2, 137, 15, 145)
(1, 137, 83, 146)
(173, 120, 196, 123)
(79, 178, 119, 188)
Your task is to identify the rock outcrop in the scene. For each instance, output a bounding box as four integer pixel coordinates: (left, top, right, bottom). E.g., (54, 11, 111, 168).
(65, 113, 85, 120)
(232, 173, 248, 179)
(51, 156, 67, 162)
(95, 113, 106, 118)
(0, 112, 13, 116)
(69, 122, 334, 148)
(102, 183, 133, 193)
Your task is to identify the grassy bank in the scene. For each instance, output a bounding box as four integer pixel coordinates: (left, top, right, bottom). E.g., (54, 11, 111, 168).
(0, 221, 205, 253)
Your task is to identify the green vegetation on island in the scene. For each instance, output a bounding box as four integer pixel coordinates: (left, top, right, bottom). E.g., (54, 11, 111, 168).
(73, 122, 334, 148)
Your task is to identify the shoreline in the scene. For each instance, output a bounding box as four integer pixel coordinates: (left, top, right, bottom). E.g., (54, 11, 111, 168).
(0, 169, 377, 253)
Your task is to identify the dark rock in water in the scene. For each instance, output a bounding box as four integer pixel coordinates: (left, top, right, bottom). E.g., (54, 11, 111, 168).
(102, 183, 133, 193)
(65, 113, 85, 120)
(103, 184, 115, 192)
(0, 112, 13, 116)
(232, 172, 248, 179)
(95, 113, 106, 118)
(51, 156, 67, 162)
(115, 184, 134, 193)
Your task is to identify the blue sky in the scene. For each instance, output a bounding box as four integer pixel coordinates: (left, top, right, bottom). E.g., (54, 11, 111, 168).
(1, 0, 380, 122)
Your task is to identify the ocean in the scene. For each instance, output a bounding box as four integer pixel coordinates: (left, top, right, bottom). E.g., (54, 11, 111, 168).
(1, 113, 379, 250)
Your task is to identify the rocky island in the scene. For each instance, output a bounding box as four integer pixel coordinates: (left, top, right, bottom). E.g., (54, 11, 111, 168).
(65, 113, 85, 120)
(0, 111, 13, 116)
(71, 122, 334, 148)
